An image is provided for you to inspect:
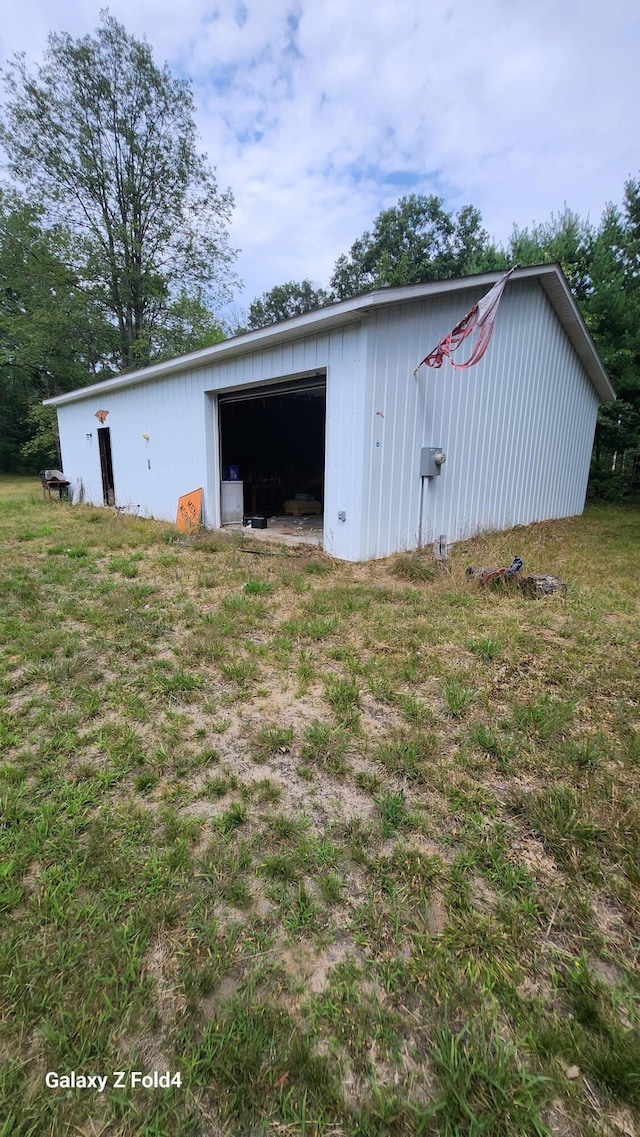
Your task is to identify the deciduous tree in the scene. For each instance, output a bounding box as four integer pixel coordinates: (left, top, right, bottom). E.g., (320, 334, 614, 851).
(330, 195, 501, 299)
(0, 192, 110, 470)
(0, 12, 237, 371)
(247, 279, 330, 330)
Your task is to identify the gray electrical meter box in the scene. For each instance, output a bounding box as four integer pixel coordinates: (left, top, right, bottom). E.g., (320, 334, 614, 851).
(420, 447, 447, 477)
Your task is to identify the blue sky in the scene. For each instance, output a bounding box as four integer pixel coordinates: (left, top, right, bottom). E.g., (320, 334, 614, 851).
(2, 0, 639, 320)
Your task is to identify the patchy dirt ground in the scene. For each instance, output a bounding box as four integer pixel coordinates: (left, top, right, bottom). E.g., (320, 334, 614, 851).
(1, 486, 639, 1136)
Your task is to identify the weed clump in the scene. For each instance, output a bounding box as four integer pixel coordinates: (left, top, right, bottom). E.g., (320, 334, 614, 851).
(374, 729, 438, 782)
(251, 723, 294, 763)
(323, 675, 361, 728)
(213, 802, 247, 835)
(390, 554, 435, 582)
(428, 1022, 551, 1135)
(375, 789, 408, 837)
(299, 720, 350, 777)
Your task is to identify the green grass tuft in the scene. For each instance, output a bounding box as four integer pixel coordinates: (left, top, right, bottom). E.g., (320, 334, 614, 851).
(391, 554, 436, 582)
(375, 789, 408, 837)
(428, 1023, 551, 1136)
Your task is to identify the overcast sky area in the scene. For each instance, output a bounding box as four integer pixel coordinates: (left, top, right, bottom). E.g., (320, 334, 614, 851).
(1, 0, 639, 315)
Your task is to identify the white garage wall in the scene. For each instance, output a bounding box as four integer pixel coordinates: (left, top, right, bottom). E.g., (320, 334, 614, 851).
(52, 271, 606, 563)
(56, 322, 368, 560)
(360, 278, 600, 559)
(57, 372, 211, 522)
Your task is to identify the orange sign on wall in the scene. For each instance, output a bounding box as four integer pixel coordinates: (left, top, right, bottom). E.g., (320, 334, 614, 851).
(176, 488, 203, 533)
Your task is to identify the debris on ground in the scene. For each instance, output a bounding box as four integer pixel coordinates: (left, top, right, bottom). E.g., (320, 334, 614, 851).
(465, 556, 523, 585)
(517, 573, 567, 597)
(466, 557, 566, 597)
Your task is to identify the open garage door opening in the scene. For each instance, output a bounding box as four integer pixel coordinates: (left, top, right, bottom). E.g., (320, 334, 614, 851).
(218, 374, 326, 539)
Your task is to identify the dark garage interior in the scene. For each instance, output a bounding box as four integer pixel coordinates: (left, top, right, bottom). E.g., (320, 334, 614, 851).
(219, 376, 326, 519)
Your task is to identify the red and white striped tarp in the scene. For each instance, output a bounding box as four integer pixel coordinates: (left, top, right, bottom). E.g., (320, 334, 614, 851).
(414, 266, 517, 373)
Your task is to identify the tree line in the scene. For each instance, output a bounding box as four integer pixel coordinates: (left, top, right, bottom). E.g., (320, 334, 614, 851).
(1, 13, 638, 494)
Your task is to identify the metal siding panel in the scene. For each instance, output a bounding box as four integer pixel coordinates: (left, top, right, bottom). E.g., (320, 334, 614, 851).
(362, 289, 491, 557)
(48, 265, 613, 413)
(496, 290, 540, 528)
(361, 279, 599, 557)
(54, 323, 368, 558)
(57, 369, 228, 520)
(57, 402, 104, 505)
(323, 325, 368, 560)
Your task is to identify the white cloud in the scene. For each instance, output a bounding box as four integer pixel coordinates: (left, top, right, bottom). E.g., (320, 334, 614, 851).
(1, 0, 639, 310)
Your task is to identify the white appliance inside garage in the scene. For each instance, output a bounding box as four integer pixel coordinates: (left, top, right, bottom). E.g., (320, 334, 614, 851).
(220, 479, 244, 524)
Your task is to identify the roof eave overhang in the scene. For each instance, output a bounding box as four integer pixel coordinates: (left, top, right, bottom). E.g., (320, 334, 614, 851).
(531, 267, 615, 401)
(44, 264, 615, 407)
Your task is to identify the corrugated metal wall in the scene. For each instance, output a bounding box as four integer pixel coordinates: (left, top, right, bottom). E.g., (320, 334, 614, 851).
(56, 278, 600, 562)
(57, 372, 212, 522)
(57, 323, 367, 561)
(361, 278, 599, 559)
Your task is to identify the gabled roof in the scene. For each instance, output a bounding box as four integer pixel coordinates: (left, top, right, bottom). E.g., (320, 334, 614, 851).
(45, 264, 615, 407)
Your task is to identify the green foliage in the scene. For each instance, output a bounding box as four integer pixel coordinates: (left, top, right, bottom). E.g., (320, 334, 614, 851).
(246, 279, 330, 330)
(428, 1023, 550, 1136)
(299, 719, 350, 776)
(330, 194, 503, 298)
(469, 723, 514, 769)
(511, 786, 604, 871)
(537, 956, 640, 1110)
(251, 722, 294, 763)
(374, 789, 408, 837)
(149, 290, 226, 360)
(507, 206, 594, 301)
(323, 675, 361, 726)
(213, 801, 247, 835)
(182, 999, 340, 1127)
(391, 553, 436, 582)
(443, 677, 476, 717)
(587, 190, 640, 406)
(587, 456, 636, 502)
(585, 182, 640, 489)
(511, 694, 574, 741)
(467, 636, 501, 661)
(0, 193, 109, 471)
(0, 13, 236, 373)
(18, 405, 60, 472)
(374, 729, 437, 781)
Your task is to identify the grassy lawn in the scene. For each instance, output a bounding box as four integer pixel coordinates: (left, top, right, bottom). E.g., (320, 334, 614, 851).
(1, 474, 638, 1137)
